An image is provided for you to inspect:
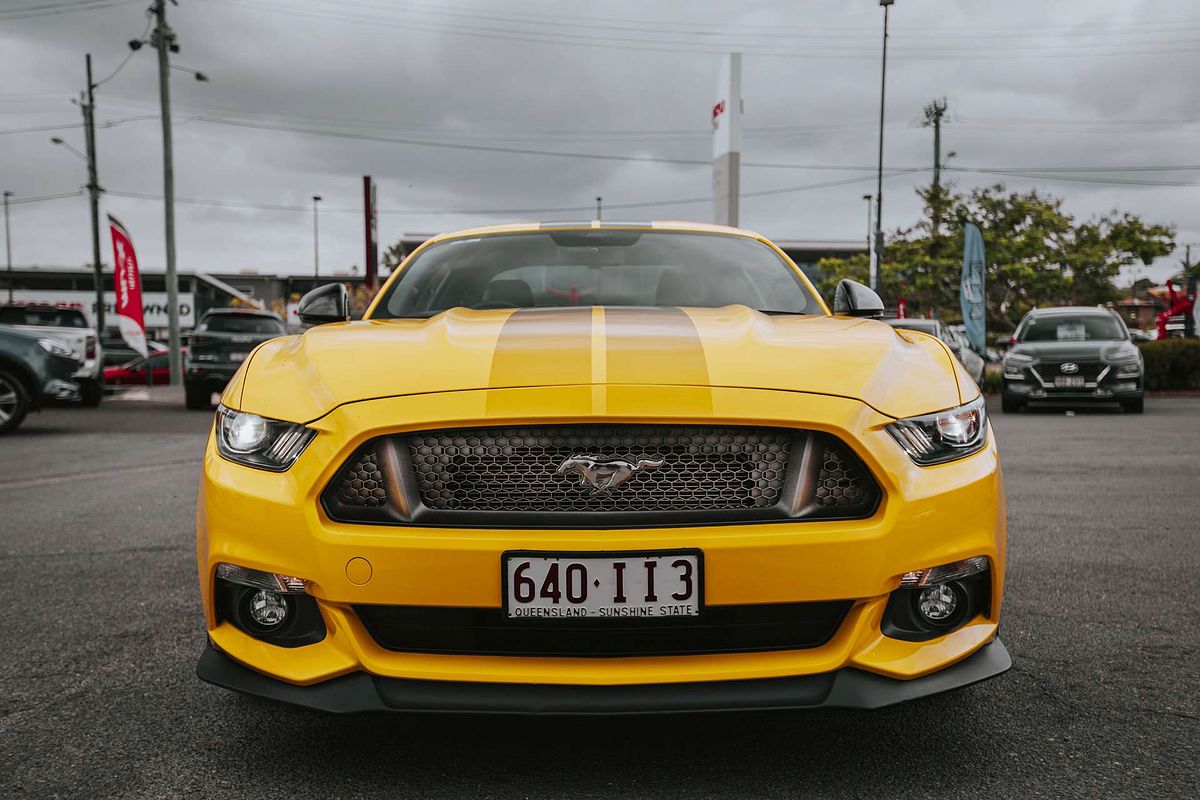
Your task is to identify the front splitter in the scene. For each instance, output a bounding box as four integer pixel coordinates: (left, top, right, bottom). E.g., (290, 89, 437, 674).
(196, 638, 1011, 715)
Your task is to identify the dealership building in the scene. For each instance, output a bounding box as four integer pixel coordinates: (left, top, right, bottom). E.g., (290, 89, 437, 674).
(0, 237, 863, 335)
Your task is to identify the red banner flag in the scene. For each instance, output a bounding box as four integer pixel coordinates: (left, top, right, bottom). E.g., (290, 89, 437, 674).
(108, 214, 147, 357)
(897, 297, 907, 319)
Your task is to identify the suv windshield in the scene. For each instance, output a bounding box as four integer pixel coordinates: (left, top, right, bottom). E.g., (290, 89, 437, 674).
(372, 230, 819, 318)
(0, 306, 89, 328)
(198, 314, 284, 334)
(1017, 313, 1126, 342)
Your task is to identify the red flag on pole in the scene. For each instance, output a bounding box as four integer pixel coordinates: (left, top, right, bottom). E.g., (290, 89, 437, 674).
(108, 214, 147, 357)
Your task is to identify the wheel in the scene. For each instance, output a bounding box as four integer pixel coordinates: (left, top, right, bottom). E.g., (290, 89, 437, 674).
(1001, 396, 1023, 413)
(1122, 397, 1144, 414)
(79, 378, 103, 407)
(0, 369, 31, 435)
(185, 385, 212, 410)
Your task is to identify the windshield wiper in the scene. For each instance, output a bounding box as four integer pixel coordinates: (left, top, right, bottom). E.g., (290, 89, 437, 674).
(753, 309, 808, 316)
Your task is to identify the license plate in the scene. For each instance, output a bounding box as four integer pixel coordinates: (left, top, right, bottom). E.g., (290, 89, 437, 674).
(1054, 376, 1085, 388)
(229, 352, 248, 362)
(503, 550, 702, 620)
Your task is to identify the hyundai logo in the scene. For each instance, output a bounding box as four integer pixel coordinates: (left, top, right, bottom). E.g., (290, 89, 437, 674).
(1060, 362, 1080, 374)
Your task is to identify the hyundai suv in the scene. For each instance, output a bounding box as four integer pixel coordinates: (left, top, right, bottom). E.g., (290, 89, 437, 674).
(1001, 306, 1143, 413)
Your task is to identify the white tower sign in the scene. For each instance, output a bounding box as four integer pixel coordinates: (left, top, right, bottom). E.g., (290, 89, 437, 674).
(712, 52, 743, 227)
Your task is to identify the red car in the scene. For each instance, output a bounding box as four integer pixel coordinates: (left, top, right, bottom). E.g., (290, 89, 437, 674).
(103, 349, 185, 386)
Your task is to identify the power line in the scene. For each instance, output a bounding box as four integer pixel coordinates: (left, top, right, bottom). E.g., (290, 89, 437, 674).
(192, 0, 1200, 61)
(0, 114, 156, 136)
(7, 190, 86, 206)
(0, 0, 140, 21)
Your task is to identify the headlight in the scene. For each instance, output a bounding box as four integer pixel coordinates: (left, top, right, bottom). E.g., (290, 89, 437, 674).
(886, 396, 988, 466)
(37, 338, 76, 359)
(215, 404, 315, 471)
(1108, 358, 1141, 378)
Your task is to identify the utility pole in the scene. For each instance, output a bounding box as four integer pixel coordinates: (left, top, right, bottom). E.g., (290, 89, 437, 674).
(595, 196, 602, 221)
(82, 54, 105, 335)
(312, 195, 321, 279)
(151, 0, 181, 385)
(872, 0, 894, 291)
(3, 191, 12, 303)
(923, 97, 949, 238)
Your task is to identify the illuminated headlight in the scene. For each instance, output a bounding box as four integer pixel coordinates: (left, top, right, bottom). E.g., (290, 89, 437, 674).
(886, 396, 988, 466)
(37, 338, 76, 359)
(215, 404, 315, 471)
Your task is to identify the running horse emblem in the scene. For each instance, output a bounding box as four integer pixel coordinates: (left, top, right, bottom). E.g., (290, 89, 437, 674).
(555, 454, 666, 495)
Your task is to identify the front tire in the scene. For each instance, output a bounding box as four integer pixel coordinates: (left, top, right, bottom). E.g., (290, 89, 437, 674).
(0, 369, 31, 435)
(185, 384, 211, 410)
(1001, 396, 1024, 413)
(79, 378, 103, 407)
(1122, 397, 1144, 414)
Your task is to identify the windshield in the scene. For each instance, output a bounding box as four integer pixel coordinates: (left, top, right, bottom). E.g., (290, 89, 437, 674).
(1018, 313, 1126, 342)
(372, 230, 819, 318)
(198, 314, 285, 334)
(0, 306, 88, 328)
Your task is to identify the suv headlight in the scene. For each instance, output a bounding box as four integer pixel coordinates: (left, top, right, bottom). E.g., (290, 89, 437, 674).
(37, 338, 76, 359)
(886, 396, 988, 466)
(215, 404, 315, 471)
(1108, 357, 1141, 378)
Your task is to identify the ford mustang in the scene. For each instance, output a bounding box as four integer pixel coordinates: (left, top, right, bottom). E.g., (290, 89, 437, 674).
(196, 221, 1008, 713)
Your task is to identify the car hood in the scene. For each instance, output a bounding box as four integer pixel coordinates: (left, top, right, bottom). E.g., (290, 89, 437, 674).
(236, 306, 965, 423)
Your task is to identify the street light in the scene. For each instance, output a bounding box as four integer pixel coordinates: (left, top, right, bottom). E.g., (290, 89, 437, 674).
(3, 191, 12, 303)
(50, 136, 88, 163)
(872, 0, 894, 291)
(312, 195, 322, 279)
(862, 194, 873, 258)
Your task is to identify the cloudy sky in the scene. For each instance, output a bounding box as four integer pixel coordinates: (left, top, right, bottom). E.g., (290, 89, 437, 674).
(1, 0, 1197, 283)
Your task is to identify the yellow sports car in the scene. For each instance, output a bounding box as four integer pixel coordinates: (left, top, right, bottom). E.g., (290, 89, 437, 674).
(196, 221, 1008, 713)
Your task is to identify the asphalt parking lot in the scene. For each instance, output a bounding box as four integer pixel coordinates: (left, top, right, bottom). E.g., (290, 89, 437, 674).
(1, 397, 1197, 799)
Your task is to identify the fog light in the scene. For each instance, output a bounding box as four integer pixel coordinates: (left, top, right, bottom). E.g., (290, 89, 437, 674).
(247, 590, 289, 627)
(917, 583, 958, 622)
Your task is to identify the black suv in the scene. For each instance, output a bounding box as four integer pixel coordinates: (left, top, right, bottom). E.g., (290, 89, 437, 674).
(184, 308, 285, 410)
(1001, 306, 1144, 413)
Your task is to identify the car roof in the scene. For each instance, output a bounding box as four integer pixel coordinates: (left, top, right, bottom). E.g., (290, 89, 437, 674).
(416, 220, 766, 247)
(886, 318, 937, 330)
(1027, 306, 1114, 316)
(201, 307, 282, 319)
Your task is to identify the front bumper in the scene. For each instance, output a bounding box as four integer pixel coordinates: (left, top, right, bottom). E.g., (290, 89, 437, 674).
(1002, 363, 1142, 403)
(197, 386, 1006, 707)
(197, 637, 1011, 714)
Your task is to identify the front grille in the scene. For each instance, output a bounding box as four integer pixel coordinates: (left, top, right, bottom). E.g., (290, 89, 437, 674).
(1034, 361, 1106, 383)
(409, 425, 789, 513)
(322, 424, 880, 528)
(354, 601, 853, 657)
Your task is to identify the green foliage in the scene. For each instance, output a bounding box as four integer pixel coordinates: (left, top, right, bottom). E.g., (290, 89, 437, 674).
(817, 184, 1175, 330)
(1137, 340, 1200, 390)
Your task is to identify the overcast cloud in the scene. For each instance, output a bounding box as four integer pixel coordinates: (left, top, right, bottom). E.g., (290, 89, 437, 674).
(1, 0, 1197, 284)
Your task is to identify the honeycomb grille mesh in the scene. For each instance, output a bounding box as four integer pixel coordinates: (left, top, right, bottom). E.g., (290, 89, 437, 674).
(338, 449, 388, 508)
(814, 446, 868, 508)
(406, 425, 790, 513)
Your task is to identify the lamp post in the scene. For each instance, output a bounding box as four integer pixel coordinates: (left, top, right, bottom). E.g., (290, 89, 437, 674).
(862, 194, 873, 258)
(49, 134, 105, 329)
(312, 195, 322, 280)
(3, 191, 12, 303)
(872, 0, 894, 291)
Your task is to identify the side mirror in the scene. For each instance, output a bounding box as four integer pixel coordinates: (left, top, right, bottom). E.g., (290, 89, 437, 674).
(297, 283, 349, 326)
(832, 279, 885, 318)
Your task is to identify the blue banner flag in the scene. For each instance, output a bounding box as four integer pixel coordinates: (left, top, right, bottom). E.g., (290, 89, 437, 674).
(960, 221, 987, 353)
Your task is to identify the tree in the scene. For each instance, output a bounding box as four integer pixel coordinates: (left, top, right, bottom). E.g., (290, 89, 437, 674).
(817, 183, 1175, 330)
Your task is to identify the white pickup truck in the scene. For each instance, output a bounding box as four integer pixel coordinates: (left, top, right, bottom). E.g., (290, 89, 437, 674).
(0, 304, 105, 405)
